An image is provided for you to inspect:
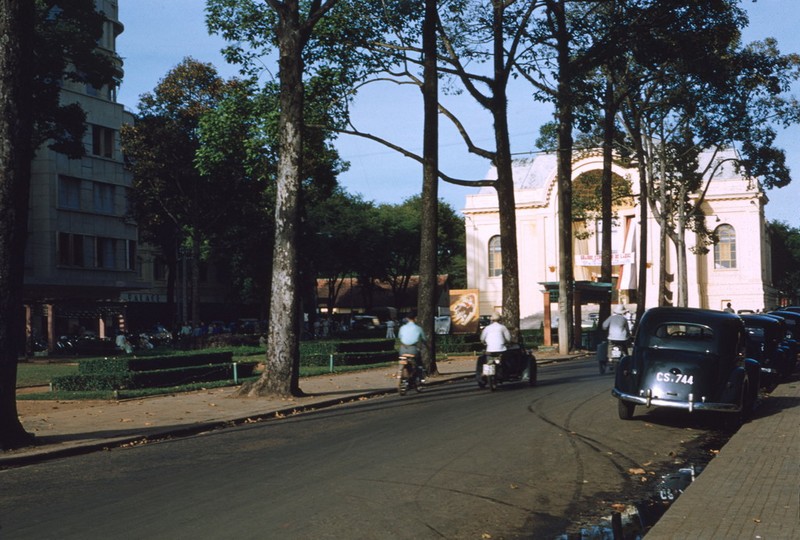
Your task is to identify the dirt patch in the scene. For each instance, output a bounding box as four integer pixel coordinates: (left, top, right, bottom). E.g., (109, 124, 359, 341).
(16, 387, 110, 416)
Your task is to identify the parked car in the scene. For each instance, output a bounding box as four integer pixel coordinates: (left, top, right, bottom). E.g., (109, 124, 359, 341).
(768, 310, 800, 373)
(351, 315, 381, 331)
(434, 315, 451, 335)
(740, 314, 794, 383)
(612, 307, 760, 423)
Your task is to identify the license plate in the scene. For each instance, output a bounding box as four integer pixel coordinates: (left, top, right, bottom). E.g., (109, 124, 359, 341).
(610, 348, 622, 359)
(482, 363, 496, 376)
(656, 372, 694, 385)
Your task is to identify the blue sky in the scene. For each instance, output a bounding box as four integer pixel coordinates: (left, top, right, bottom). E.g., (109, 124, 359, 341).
(116, 0, 800, 226)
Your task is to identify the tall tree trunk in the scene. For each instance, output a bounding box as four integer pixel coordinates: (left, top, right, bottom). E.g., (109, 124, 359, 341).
(659, 224, 670, 306)
(553, 1, 574, 353)
(190, 234, 201, 325)
(417, 0, 439, 375)
(676, 186, 689, 307)
(240, 10, 304, 398)
(0, 0, 36, 450)
(624, 103, 648, 329)
(600, 76, 614, 322)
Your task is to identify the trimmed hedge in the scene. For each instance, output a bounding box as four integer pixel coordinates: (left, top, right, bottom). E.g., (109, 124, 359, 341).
(335, 339, 395, 354)
(52, 351, 252, 391)
(302, 351, 397, 367)
(77, 351, 233, 374)
(53, 362, 258, 391)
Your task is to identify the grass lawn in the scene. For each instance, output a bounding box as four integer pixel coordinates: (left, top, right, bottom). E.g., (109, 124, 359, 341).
(15, 357, 395, 401)
(16, 362, 79, 388)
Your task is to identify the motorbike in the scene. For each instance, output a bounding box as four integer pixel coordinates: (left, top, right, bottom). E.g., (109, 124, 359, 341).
(598, 339, 629, 374)
(397, 353, 425, 395)
(476, 344, 537, 391)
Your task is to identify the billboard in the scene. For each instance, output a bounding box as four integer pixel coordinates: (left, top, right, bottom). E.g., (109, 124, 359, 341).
(449, 289, 480, 334)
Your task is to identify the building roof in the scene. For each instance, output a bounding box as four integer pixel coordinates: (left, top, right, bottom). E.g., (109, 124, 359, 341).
(476, 147, 756, 197)
(316, 275, 450, 311)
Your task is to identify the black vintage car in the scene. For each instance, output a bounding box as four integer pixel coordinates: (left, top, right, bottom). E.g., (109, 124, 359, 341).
(612, 307, 760, 422)
(769, 311, 800, 374)
(741, 314, 795, 383)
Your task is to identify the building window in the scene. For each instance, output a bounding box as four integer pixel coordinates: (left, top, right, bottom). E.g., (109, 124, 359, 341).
(153, 257, 167, 281)
(58, 232, 86, 267)
(58, 176, 81, 210)
(96, 237, 116, 269)
(488, 235, 502, 277)
(93, 182, 115, 213)
(714, 224, 736, 269)
(91, 125, 114, 158)
(126, 240, 136, 271)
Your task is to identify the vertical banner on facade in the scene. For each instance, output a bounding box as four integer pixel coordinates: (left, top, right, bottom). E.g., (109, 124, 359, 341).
(449, 289, 480, 334)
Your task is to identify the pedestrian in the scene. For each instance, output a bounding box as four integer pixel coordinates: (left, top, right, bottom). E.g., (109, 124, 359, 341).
(724, 302, 735, 313)
(386, 318, 396, 339)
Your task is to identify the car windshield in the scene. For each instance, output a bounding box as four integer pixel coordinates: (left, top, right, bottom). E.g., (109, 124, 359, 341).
(745, 327, 765, 340)
(645, 322, 715, 352)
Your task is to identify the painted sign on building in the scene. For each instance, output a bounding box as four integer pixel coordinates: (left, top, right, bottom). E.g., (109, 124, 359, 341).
(449, 289, 480, 334)
(576, 252, 635, 266)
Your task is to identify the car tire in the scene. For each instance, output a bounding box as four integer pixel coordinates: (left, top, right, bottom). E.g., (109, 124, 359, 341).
(618, 400, 635, 420)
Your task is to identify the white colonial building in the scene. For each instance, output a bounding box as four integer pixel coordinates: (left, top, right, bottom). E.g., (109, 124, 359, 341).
(463, 148, 777, 328)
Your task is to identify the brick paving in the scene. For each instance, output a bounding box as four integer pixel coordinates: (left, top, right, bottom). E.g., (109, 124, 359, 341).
(646, 378, 800, 539)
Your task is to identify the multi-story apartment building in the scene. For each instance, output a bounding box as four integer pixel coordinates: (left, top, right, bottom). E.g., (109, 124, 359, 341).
(25, 1, 144, 349)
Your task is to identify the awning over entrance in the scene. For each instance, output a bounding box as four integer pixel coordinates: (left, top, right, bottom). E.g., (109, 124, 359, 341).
(539, 281, 612, 349)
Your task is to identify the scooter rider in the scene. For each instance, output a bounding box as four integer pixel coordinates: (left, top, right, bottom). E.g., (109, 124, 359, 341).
(398, 312, 426, 382)
(602, 304, 631, 356)
(481, 312, 511, 354)
(477, 312, 511, 380)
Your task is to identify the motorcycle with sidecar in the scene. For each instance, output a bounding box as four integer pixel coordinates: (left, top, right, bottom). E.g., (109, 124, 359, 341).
(475, 344, 537, 391)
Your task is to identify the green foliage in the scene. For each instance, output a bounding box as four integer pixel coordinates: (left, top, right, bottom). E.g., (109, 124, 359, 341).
(53, 354, 255, 391)
(16, 363, 78, 387)
(77, 351, 234, 374)
(768, 221, 800, 299)
(335, 340, 396, 353)
(32, 0, 120, 156)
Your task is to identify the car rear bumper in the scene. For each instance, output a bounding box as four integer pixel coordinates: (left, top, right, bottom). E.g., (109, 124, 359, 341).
(612, 388, 741, 413)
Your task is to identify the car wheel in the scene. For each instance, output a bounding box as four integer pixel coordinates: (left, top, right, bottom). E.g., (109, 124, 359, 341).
(618, 400, 635, 420)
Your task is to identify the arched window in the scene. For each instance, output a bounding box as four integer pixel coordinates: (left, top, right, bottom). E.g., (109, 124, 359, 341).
(488, 235, 502, 277)
(714, 224, 736, 269)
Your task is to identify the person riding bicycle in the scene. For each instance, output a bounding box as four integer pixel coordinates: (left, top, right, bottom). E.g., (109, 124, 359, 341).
(398, 312, 426, 382)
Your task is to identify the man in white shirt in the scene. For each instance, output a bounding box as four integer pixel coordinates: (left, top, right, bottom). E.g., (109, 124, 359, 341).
(480, 312, 511, 353)
(602, 304, 631, 358)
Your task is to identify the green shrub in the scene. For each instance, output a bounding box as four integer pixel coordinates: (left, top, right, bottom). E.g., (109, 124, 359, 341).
(435, 333, 483, 354)
(78, 351, 233, 374)
(53, 361, 257, 391)
(51, 373, 132, 392)
(335, 339, 395, 353)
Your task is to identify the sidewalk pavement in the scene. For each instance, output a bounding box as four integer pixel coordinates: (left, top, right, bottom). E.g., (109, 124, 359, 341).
(2, 356, 484, 468)
(4, 352, 799, 538)
(645, 376, 800, 539)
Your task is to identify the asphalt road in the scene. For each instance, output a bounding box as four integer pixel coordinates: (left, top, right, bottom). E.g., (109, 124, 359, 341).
(0, 358, 726, 539)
